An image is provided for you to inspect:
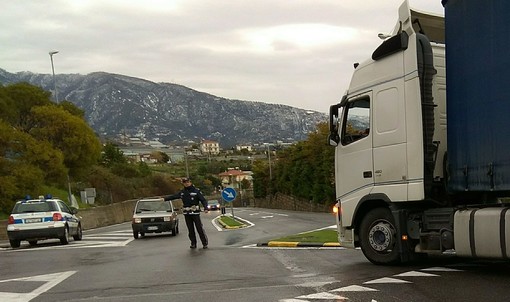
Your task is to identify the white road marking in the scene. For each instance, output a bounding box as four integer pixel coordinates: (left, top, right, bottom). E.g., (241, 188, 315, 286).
(331, 285, 379, 292)
(364, 277, 411, 284)
(297, 292, 347, 299)
(0, 271, 76, 302)
(394, 271, 439, 277)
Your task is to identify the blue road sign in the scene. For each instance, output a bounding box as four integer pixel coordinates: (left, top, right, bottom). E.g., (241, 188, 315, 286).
(221, 188, 237, 203)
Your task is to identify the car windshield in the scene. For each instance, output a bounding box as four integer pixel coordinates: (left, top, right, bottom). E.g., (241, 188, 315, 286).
(12, 201, 58, 213)
(209, 200, 219, 205)
(136, 201, 170, 212)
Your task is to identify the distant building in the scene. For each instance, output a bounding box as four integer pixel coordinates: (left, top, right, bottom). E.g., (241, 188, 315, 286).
(235, 144, 252, 152)
(200, 140, 220, 155)
(148, 140, 167, 149)
(218, 169, 253, 186)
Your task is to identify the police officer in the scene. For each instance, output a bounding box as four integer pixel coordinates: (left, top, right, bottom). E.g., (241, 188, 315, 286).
(164, 178, 209, 249)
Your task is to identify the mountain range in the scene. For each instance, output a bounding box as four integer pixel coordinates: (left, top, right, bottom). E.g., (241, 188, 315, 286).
(0, 68, 327, 147)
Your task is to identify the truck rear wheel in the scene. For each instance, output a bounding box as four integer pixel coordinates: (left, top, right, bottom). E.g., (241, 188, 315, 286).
(359, 207, 400, 265)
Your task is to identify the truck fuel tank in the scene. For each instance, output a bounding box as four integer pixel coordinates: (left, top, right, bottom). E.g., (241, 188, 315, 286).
(454, 207, 510, 258)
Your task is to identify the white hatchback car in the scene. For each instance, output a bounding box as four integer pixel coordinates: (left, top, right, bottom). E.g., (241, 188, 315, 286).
(131, 198, 179, 239)
(7, 196, 83, 248)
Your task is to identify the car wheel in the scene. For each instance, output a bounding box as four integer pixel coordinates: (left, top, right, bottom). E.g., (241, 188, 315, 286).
(171, 224, 177, 236)
(10, 240, 21, 248)
(28, 240, 38, 246)
(133, 230, 139, 239)
(60, 226, 70, 245)
(176, 223, 179, 234)
(73, 224, 83, 241)
(140, 232, 145, 237)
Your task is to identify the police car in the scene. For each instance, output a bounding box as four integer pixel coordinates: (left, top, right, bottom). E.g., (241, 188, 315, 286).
(6, 195, 83, 248)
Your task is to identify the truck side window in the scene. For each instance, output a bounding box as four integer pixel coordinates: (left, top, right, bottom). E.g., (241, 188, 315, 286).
(341, 98, 370, 145)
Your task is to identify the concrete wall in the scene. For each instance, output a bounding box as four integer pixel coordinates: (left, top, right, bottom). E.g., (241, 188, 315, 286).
(253, 192, 332, 213)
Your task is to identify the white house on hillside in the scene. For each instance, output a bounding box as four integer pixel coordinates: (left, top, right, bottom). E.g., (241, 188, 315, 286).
(200, 140, 220, 155)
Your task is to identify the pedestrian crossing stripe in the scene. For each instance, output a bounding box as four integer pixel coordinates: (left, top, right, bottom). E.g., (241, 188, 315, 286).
(364, 277, 412, 284)
(394, 271, 439, 277)
(0, 271, 76, 302)
(330, 285, 379, 292)
(297, 292, 347, 299)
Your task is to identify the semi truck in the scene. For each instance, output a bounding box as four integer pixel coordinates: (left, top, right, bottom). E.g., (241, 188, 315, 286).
(328, 0, 510, 264)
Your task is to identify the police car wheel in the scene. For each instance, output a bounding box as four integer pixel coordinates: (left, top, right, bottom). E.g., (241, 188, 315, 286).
(73, 224, 83, 241)
(60, 226, 70, 245)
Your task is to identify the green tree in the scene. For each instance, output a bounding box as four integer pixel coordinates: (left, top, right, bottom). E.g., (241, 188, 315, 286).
(2, 82, 52, 131)
(0, 86, 17, 124)
(252, 159, 269, 198)
(254, 122, 336, 205)
(0, 120, 67, 212)
(28, 105, 102, 178)
(59, 100, 85, 118)
(100, 142, 127, 167)
(151, 151, 170, 164)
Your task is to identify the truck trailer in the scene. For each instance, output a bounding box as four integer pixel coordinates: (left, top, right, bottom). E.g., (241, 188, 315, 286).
(328, 0, 510, 264)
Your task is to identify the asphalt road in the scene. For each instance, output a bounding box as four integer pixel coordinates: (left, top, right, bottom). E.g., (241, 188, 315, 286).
(1, 208, 510, 302)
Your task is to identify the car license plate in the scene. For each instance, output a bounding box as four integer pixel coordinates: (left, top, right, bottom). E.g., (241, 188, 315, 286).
(147, 226, 158, 231)
(25, 218, 42, 223)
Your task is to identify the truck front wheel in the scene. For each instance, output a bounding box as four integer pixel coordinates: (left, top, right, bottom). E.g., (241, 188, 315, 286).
(359, 207, 400, 265)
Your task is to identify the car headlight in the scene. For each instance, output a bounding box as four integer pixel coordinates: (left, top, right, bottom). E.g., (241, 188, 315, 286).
(164, 216, 171, 222)
(133, 218, 142, 224)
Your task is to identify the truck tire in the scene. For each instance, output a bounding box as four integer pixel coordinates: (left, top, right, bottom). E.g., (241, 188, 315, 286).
(359, 207, 400, 265)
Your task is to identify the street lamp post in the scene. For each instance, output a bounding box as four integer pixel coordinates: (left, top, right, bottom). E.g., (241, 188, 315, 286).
(184, 148, 190, 178)
(49, 50, 59, 103)
(265, 143, 272, 180)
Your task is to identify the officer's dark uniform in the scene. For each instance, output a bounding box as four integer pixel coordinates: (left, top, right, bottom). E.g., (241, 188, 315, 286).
(164, 178, 208, 249)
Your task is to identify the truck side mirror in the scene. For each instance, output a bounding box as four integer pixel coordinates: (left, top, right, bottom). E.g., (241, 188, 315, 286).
(328, 133, 340, 146)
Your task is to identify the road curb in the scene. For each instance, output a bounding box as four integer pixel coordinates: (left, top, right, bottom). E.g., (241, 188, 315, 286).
(257, 241, 342, 248)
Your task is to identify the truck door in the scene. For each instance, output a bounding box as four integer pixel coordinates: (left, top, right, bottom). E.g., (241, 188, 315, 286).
(337, 95, 373, 213)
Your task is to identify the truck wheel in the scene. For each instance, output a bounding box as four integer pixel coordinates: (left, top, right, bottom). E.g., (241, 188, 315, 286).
(359, 207, 400, 265)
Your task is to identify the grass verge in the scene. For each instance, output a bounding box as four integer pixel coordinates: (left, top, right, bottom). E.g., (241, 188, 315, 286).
(270, 229, 338, 243)
(218, 215, 244, 227)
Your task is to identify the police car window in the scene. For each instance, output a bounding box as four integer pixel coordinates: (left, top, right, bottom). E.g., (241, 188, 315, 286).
(13, 202, 57, 213)
(59, 201, 71, 213)
(341, 98, 370, 145)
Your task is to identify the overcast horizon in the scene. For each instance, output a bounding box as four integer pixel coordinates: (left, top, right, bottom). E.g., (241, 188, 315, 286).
(2, 0, 443, 113)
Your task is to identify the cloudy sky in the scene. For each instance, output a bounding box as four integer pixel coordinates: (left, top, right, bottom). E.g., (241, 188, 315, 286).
(2, 0, 443, 113)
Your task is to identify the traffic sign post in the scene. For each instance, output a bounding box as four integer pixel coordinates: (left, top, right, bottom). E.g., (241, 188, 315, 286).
(221, 188, 237, 217)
